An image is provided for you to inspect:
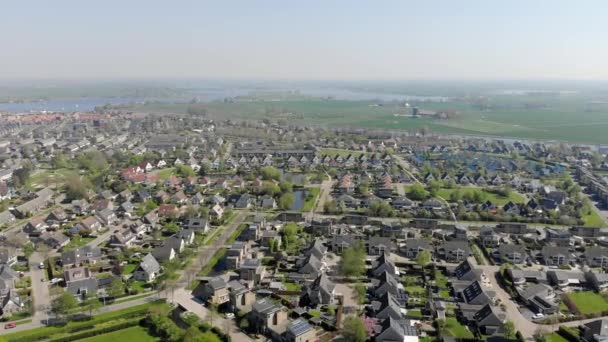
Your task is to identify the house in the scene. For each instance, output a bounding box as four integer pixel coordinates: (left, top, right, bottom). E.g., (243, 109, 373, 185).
(391, 197, 413, 210)
(284, 318, 317, 342)
(61, 246, 102, 267)
(367, 236, 395, 256)
(108, 230, 136, 248)
(330, 235, 357, 254)
(0, 211, 16, 227)
(516, 283, 558, 314)
(95, 208, 116, 226)
(298, 254, 325, 277)
(118, 201, 135, 217)
(64, 267, 98, 300)
(404, 239, 432, 259)
(541, 246, 572, 266)
(184, 217, 210, 232)
(158, 204, 178, 218)
(480, 226, 500, 248)
(545, 228, 571, 247)
(422, 198, 444, 211)
(210, 204, 224, 220)
(374, 317, 418, 342)
(585, 247, 608, 268)
(301, 273, 335, 306)
(580, 319, 608, 342)
(570, 226, 602, 239)
(192, 277, 230, 306)
(438, 241, 471, 262)
(547, 270, 586, 288)
(81, 216, 102, 232)
(456, 280, 493, 305)
(260, 195, 277, 209)
(371, 253, 398, 278)
(0, 247, 17, 266)
(23, 217, 47, 236)
(174, 229, 196, 246)
(473, 304, 506, 336)
(228, 280, 256, 313)
(374, 292, 402, 320)
(133, 254, 161, 283)
(249, 298, 289, 339)
(240, 259, 266, 285)
(496, 244, 527, 264)
(70, 200, 90, 216)
(38, 231, 69, 249)
(151, 245, 176, 262)
(46, 208, 68, 226)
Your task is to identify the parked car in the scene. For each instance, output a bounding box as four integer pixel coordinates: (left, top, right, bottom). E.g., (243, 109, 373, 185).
(4, 322, 16, 329)
(532, 313, 544, 320)
(39, 262, 45, 269)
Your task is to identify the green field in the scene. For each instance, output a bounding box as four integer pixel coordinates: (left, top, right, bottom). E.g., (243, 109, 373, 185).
(125, 94, 608, 144)
(567, 291, 608, 315)
(300, 187, 320, 212)
(80, 325, 158, 342)
(444, 317, 474, 338)
(583, 210, 606, 227)
(545, 333, 569, 342)
(435, 186, 526, 205)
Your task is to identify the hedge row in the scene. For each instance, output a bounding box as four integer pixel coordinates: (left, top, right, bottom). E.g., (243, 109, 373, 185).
(48, 320, 142, 342)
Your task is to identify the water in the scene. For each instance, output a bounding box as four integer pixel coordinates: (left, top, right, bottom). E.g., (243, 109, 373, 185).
(0, 97, 177, 113)
(290, 190, 307, 211)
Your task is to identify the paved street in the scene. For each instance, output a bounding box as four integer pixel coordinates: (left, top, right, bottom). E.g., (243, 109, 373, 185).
(29, 252, 50, 325)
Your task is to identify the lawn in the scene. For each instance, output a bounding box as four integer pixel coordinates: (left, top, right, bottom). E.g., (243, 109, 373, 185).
(544, 333, 569, 342)
(300, 187, 320, 212)
(3, 301, 163, 341)
(444, 317, 474, 338)
(405, 309, 422, 319)
(284, 282, 302, 292)
(156, 168, 175, 180)
(439, 290, 451, 299)
(435, 186, 526, 205)
(319, 148, 368, 157)
(566, 291, 608, 315)
(64, 236, 96, 250)
(582, 210, 606, 227)
(404, 286, 426, 295)
(122, 263, 138, 275)
(80, 325, 159, 342)
(435, 271, 449, 288)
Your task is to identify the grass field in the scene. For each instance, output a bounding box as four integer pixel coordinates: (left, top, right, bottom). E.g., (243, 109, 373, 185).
(300, 187, 320, 212)
(583, 210, 606, 227)
(567, 291, 608, 315)
(124, 94, 608, 144)
(156, 168, 175, 180)
(80, 325, 158, 342)
(544, 333, 569, 342)
(444, 317, 474, 338)
(435, 186, 526, 205)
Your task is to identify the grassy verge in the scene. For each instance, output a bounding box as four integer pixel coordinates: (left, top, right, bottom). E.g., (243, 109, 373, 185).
(79, 325, 159, 342)
(198, 248, 227, 276)
(4, 301, 164, 341)
(226, 224, 247, 245)
(583, 210, 606, 227)
(566, 291, 608, 315)
(300, 187, 320, 212)
(445, 317, 474, 338)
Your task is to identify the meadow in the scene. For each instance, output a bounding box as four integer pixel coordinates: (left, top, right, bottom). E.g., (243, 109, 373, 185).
(126, 92, 608, 144)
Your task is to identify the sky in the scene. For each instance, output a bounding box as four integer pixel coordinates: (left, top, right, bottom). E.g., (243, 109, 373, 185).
(1, 0, 608, 80)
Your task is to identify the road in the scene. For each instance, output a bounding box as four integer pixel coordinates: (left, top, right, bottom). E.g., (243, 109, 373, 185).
(29, 252, 50, 326)
(311, 177, 334, 217)
(392, 154, 457, 222)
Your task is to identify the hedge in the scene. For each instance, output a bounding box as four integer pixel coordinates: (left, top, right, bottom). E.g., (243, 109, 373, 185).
(557, 326, 580, 342)
(47, 320, 142, 342)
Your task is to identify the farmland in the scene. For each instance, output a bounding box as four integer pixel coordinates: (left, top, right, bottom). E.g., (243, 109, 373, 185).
(123, 92, 608, 144)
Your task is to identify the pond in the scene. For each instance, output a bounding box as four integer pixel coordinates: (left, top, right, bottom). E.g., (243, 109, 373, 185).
(290, 190, 308, 211)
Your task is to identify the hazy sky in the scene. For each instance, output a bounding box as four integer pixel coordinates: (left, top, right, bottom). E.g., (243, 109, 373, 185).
(2, 0, 608, 80)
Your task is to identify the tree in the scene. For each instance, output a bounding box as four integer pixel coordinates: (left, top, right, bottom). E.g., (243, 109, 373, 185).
(279, 192, 295, 210)
(64, 172, 91, 201)
(353, 283, 367, 305)
(164, 222, 181, 234)
(107, 278, 125, 298)
(261, 166, 281, 181)
(503, 320, 516, 339)
(51, 292, 77, 317)
(416, 250, 431, 267)
(260, 182, 280, 196)
(339, 242, 366, 277)
(83, 298, 102, 317)
(175, 164, 196, 177)
(408, 183, 430, 201)
(282, 223, 298, 246)
(342, 316, 367, 342)
(278, 180, 293, 193)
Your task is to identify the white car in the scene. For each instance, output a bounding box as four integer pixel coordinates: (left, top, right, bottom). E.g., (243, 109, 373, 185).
(225, 313, 235, 319)
(532, 313, 544, 320)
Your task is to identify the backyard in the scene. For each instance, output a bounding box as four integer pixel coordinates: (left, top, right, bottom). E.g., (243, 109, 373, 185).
(566, 291, 608, 315)
(444, 317, 474, 339)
